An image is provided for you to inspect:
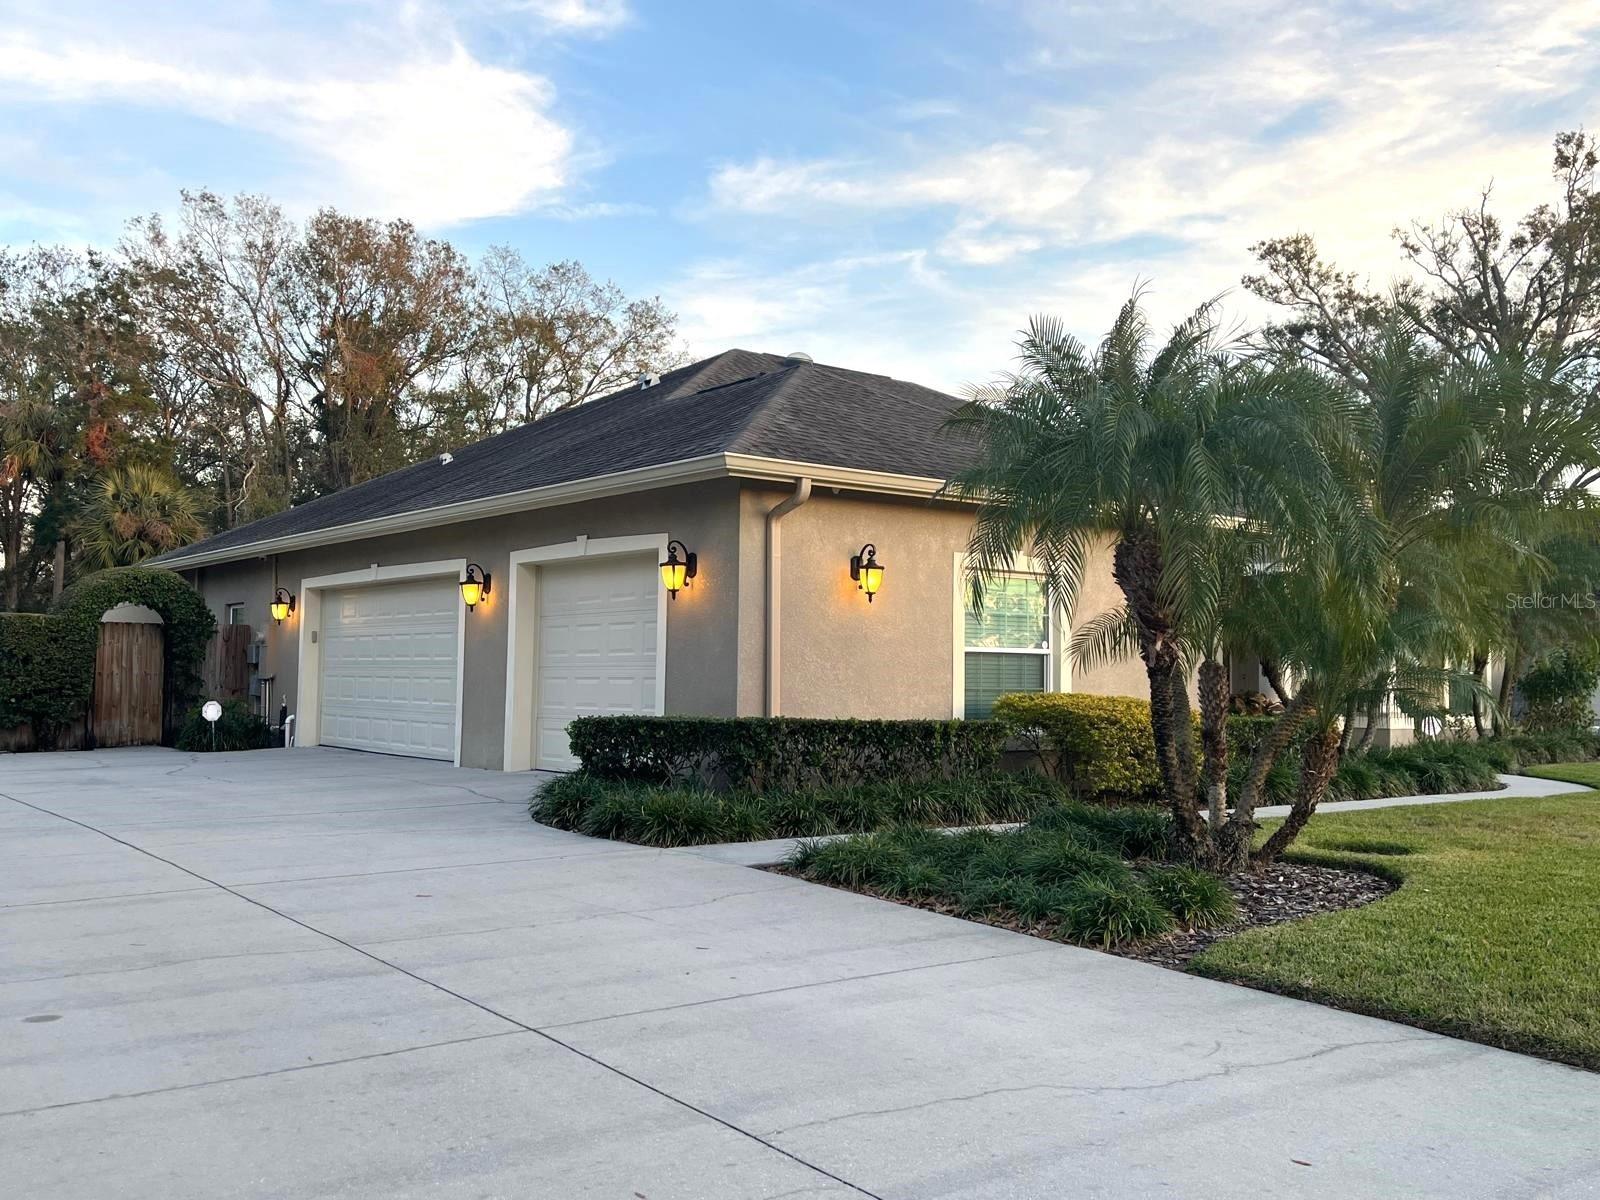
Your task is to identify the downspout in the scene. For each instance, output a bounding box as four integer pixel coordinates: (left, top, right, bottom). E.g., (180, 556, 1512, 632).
(765, 477, 812, 716)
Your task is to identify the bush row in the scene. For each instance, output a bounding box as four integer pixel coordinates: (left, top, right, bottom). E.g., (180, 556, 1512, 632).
(531, 772, 1065, 847)
(566, 715, 1007, 791)
(785, 807, 1231, 949)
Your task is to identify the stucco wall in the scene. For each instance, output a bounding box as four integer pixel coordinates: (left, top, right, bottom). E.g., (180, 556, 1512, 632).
(186, 479, 742, 769)
(734, 484, 1149, 719)
(184, 476, 1162, 771)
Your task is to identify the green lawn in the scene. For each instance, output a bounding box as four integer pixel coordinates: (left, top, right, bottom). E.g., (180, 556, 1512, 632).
(1193, 778, 1600, 1069)
(1519, 761, 1600, 788)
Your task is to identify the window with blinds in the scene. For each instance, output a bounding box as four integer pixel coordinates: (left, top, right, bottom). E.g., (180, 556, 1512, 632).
(963, 573, 1049, 717)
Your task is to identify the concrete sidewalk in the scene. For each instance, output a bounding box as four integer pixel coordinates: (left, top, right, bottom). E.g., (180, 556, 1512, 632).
(3, 747, 1598, 1198)
(688, 771, 1595, 868)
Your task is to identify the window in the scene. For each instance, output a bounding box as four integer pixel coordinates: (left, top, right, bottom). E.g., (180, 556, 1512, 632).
(963, 572, 1050, 717)
(226, 603, 245, 626)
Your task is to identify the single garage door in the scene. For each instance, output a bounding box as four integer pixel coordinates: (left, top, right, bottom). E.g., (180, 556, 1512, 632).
(319, 577, 460, 760)
(536, 554, 660, 770)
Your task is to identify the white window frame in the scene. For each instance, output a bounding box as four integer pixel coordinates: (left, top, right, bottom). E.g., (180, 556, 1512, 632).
(225, 602, 246, 626)
(501, 533, 670, 773)
(294, 558, 469, 767)
(950, 552, 1068, 719)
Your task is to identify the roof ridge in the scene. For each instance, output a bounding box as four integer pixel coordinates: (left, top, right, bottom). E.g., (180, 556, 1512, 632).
(720, 361, 809, 453)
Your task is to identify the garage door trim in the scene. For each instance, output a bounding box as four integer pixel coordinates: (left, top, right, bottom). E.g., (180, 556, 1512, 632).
(501, 534, 669, 773)
(295, 558, 468, 767)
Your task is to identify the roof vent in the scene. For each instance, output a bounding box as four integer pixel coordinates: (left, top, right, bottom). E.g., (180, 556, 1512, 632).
(638, 371, 660, 389)
(784, 351, 813, 363)
(438, 452, 453, 465)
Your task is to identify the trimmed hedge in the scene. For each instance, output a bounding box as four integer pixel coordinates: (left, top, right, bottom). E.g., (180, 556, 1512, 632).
(991, 693, 1162, 801)
(0, 612, 99, 745)
(566, 715, 1007, 791)
(1, 567, 217, 749)
(531, 772, 1065, 847)
(175, 699, 277, 752)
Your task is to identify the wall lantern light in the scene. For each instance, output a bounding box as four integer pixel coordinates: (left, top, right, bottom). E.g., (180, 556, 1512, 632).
(269, 588, 296, 624)
(850, 544, 884, 602)
(460, 563, 492, 610)
(660, 539, 697, 599)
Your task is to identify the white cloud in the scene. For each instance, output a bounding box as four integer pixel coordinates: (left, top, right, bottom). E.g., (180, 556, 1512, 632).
(691, 0, 1600, 381)
(0, 3, 610, 226)
(505, 0, 630, 34)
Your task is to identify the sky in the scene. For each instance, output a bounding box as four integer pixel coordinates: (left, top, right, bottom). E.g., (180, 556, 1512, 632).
(1, 0, 1597, 393)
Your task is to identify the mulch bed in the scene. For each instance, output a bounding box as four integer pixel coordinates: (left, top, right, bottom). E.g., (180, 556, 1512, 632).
(771, 859, 1395, 970)
(1124, 861, 1396, 969)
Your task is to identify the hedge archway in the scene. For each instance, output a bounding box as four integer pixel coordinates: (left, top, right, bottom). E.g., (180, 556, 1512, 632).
(54, 567, 218, 743)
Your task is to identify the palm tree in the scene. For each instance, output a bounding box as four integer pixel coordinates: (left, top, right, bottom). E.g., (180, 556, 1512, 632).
(74, 464, 205, 569)
(946, 297, 1334, 867)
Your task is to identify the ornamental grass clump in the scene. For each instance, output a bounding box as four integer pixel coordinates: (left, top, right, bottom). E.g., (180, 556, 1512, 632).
(1142, 865, 1238, 929)
(1055, 878, 1175, 947)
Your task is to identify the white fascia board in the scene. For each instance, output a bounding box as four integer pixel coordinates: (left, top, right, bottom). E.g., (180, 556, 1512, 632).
(157, 454, 730, 570)
(159, 452, 971, 571)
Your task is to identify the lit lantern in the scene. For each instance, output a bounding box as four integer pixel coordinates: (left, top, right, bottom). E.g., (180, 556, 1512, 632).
(850, 544, 884, 602)
(659, 539, 697, 599)
(460, 563, 491, 610)
(270, 588, 296, 624)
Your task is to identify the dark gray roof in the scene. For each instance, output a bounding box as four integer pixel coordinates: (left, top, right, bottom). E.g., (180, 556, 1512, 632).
(157, 350, 977, 565)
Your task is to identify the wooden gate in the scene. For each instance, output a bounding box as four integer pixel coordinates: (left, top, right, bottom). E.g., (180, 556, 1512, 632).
(202, 624, 253, 702)
(93, 622, 164, 747)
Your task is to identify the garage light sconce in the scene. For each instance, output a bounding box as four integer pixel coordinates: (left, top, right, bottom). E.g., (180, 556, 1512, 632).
(460, 563, 491, 611)
(270, 588, 296, 624)
(660, 539, 697, 599)
(850, 544, 884, 602)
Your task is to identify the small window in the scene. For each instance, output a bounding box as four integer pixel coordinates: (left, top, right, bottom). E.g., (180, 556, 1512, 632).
(963, 573, 1050, 718)
(226, 603, 246, 626)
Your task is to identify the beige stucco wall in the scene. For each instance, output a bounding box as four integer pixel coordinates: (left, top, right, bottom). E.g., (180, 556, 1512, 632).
(186, 479, 743, 770)
(185, 477, 1159, 771)
(733, 484, 1149, 719)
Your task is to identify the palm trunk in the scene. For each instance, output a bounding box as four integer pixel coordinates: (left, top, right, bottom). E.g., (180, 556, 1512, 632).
(1354, 696, 1381, 753)
(1494, 645, 1521, 734)
(1252, 725, 1342, 867)
(51, 539, 65, 598)
(1469, 652, 1488, 739)
(1198, 659, 1230, 831)
(1113, 532, 1205, 861)
(1216, 687, 1317, 871)
(1260, 657, 1292, 705)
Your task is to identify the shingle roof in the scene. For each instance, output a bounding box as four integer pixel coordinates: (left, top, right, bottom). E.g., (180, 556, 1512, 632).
(156, 349, 977, 566)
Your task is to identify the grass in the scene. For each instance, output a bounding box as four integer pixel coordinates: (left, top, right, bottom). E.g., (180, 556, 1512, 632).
(530, 771, 1066, 847)
(1193, 777, 1600, 1069)
(1518, 761, 1600, 788)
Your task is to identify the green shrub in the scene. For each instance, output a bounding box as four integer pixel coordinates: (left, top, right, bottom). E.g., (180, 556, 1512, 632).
(1016, 833, 1130, 887)
(0, 612, 98, 745)
(992, 692, 1161, 801)
(174, 699, 276, 752)
(1028, 800, 1172, 859)
(532, 772, 1064, 847)
(794, 833, 906, 889)
(1519, 647, 1600, 734)
(566, 715, 1007, 790)
(1055, 877, 1175, 947)
(1144, 865, 1238, 929)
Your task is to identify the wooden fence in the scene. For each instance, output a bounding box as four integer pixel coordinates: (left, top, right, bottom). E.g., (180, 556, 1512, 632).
(202, 624, 254, 703)
(92, 622, 164, 747)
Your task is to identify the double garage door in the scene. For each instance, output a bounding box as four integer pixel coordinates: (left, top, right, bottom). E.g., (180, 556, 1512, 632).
(316, 556, 658, 768)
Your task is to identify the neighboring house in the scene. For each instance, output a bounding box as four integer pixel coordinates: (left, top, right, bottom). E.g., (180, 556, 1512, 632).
(156, 350, 1143, 771)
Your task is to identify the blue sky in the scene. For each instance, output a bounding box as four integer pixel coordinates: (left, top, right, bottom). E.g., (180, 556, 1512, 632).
(2, 0, 1597, 390)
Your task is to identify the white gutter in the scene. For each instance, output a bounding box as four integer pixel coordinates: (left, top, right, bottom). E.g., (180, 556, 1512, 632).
(765, 477, 812, 716)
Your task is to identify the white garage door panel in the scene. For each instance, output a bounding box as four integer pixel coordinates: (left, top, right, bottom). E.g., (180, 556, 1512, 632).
(536, 555, 659, 771)
(320, 578, 460, 761)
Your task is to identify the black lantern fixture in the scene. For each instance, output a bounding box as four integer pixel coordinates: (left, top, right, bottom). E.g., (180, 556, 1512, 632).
(269, 587, 296, 624)
(460, 563, 491, 610)
(849, 544, 884, 602)
(659, 539, 698, 599)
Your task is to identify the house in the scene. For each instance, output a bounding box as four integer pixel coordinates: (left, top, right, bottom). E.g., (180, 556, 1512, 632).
(156, 350, 1145, 771)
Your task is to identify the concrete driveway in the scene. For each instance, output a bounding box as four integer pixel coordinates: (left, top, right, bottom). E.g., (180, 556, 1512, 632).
(3, 748, 1597, 1198)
